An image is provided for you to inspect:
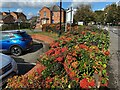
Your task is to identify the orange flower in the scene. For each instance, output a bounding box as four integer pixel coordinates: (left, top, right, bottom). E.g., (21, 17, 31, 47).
(71, 61, 78, 69)
(69, 71, 76, 78)
(72, 51, 77, 57)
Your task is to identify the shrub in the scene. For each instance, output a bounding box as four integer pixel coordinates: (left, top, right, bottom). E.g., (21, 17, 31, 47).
(7, 26, 110, 89)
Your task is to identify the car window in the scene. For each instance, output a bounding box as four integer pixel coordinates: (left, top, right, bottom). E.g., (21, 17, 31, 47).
(2, 34, 9, 40)
(18, 32, 30, 38)
(9, 33, 15, 38)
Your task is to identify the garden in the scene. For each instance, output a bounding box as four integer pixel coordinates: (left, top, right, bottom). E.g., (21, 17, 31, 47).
(6, 26, 110, 89)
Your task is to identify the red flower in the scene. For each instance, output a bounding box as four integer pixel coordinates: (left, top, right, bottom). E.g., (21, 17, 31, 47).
(73, 77, 79, 82)
(100, 82, 108, 87)
(46, 77, 53, 83)
(55, 50, 61, 55)
(81, 31, 86, 35)
(62, 41, 67, 45)
(89, 80, 95, 87)
(56, 56, 64, 62)
(80, 78, 89, 89)
(79, 44, 88, 50)
(61, 47, 67, 52)
(104, 50, 110, 56)
(46, 49, 54, 55)
(36, 68, 42, 74)
(50, 42, 60, 48)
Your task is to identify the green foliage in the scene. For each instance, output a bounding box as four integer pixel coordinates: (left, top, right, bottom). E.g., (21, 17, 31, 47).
(74, 4, 95, 25)
(7, 26, 110, 89)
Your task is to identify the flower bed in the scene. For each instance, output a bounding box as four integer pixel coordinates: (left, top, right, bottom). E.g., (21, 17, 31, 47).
(7, 26, 110, 89)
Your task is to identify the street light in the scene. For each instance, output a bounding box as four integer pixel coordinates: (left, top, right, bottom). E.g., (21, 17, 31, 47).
(58, 0, 62, 37)
(104, 13, 107, 25)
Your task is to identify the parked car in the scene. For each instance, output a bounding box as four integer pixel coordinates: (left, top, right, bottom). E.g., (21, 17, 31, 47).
(0, 53, 18, 87)
(0, 30, 33, 56)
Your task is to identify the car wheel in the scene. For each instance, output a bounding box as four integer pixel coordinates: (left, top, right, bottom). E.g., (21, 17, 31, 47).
(10, 46, 22, 56)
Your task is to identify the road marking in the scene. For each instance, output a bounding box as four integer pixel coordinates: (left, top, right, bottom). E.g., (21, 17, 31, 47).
(17, 63, 36, 65)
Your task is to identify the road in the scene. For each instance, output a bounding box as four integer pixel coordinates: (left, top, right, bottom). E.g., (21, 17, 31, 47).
(104, 26, 120, 89)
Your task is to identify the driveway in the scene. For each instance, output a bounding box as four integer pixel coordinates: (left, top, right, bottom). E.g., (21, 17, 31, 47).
(7, 40, 49, 75)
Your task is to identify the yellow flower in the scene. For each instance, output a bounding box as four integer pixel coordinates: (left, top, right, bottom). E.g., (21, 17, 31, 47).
(74, 45, 79, 49)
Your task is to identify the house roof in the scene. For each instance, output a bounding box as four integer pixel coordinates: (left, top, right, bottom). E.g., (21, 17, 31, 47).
(11, 12, 26, 18)
(2, 12, 10, 15)
(1, 14, 13, 20)
(40, 5, 65, 12)
(49, 5, 64, 12)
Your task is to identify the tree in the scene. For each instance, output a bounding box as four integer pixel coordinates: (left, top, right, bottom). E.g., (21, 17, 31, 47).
(94, 10, 104, 24)
(28, 16, 38, 29)
(104, 3, 120, 25)
(74, 4, 95, 25)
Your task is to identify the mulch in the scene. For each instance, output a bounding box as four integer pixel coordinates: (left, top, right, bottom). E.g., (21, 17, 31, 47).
(31, 34, 54, 44)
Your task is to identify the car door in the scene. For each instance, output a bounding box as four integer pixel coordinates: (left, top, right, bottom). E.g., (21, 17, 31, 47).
(0, 34, 2, 51)
(0, 34, 11, 51)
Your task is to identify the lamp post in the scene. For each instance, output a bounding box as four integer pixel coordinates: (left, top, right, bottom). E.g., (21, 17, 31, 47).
(70, 7, 72, 31)
(59, 0, 62, 37)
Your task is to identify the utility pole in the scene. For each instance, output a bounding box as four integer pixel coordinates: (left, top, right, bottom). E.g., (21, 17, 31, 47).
(65, 11, 67, 32)
(59, 0, 62, 37)
(8, 10, 10, 13)
(70, 7, 72, 31)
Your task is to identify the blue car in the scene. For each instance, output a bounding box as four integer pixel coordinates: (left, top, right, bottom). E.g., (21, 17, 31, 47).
(0, 30, 33, 56)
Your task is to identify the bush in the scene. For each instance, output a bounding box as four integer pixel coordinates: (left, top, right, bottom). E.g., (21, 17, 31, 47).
(1, 23, 31, 31)
(7, 26, 110, 89)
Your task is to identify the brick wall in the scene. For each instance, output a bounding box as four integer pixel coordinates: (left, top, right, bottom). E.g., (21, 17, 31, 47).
(39, 7, 66, 25)
(39, 7, 51, 24)
(52, 11, 65, 23)
(3, 15, 15, 23)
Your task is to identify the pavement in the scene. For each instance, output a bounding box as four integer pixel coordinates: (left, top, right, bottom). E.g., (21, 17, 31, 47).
(102, 26, 120, 89)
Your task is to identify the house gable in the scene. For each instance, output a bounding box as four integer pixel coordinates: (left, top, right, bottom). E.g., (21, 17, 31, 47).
(39, 6, 52, 24)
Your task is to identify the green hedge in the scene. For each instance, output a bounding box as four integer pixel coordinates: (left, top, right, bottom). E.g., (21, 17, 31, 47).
(0, 23, 30, 31)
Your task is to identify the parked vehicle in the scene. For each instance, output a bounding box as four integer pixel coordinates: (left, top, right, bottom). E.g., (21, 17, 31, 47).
(0, 53, 18, 87)
(0, 30, 33, 56)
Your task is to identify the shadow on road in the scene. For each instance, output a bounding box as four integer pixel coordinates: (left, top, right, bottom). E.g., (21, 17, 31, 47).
(22, 42, 43, 55)
(17, 64, 35, 75)
(11, 56, 35, 75)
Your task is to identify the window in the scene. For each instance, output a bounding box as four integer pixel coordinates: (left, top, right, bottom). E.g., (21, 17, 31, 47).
(52, 20, 54, 23)
(2, 34, 9, 40)
(44, 11, 46, 17)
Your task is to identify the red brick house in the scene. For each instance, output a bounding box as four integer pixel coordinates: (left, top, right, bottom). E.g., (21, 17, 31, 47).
(0, 13, 15, 25)
(10, 12, 27, 22)
(39, 5, 66, 25)
(1, 12, 27, 23)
